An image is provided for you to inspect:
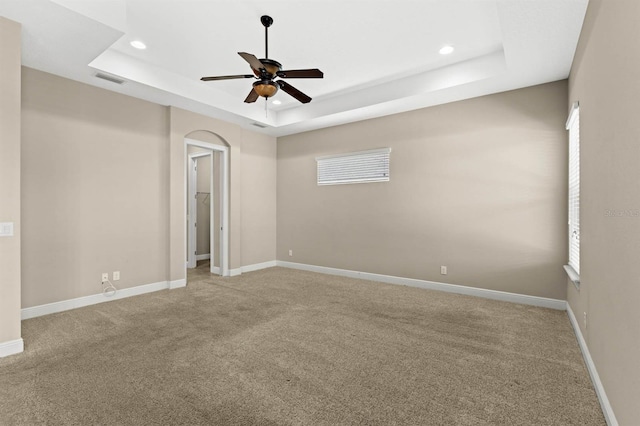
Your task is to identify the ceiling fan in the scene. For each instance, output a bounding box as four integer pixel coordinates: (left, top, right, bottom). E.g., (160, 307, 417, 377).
(200, 15, 323, 104)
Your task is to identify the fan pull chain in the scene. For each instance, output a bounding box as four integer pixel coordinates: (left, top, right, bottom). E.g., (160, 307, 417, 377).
(265, 98, 268, 118)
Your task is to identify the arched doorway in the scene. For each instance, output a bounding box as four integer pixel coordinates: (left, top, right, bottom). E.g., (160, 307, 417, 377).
(185, 137, 229, 276)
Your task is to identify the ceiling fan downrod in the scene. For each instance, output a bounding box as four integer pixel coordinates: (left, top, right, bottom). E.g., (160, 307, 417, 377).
(261, 15, 273, 59)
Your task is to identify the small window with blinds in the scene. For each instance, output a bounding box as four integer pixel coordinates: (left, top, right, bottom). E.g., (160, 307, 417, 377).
(566, 102, 580, 284)
(316, 148, 391, 186)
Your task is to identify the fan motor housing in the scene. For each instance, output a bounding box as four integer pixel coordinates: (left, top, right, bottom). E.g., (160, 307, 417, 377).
(252, 58, 282, 78)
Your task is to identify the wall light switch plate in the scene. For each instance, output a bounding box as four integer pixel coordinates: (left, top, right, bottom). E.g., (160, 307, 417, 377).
(113, 271, 120, 281)
(0, 222, 14, 237)
(440, 266, 447, 275)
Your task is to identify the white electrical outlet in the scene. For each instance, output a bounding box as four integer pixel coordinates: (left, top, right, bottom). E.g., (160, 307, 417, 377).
(440, 266, 447, 275)
(101, 273, 109, 283)
(113, 271, 120, 281)
(289, 249, 293, 257)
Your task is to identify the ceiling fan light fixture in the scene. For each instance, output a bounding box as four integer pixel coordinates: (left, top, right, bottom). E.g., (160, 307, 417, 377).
(253, 80, 279, 98)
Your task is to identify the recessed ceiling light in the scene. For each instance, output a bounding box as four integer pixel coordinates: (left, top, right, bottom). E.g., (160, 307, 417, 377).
(439, 45, 454, 55)
(272, 100, 282, 105)
(130, 40, 147, 50)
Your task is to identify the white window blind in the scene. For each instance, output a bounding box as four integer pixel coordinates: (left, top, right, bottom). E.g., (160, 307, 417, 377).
(567, 102, 580, 274)
(316, 148, 391, 186)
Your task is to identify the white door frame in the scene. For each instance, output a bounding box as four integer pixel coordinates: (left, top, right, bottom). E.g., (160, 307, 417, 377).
(187, 152, 212, 269)
(185, 138, 230, 277)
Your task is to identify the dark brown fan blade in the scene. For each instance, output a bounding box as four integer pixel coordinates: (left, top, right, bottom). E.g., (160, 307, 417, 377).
(244, 88, 259, 103)
(238, 52, 265, 71)
(277, 80, 312, 104)
(276, 69, 323, 79)
(201, 74, 254, 81)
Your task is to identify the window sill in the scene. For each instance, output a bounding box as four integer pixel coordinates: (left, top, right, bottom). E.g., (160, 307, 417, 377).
(564, 265, 580, 290)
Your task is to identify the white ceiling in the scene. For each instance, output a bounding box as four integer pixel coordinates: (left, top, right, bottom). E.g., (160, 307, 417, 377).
(0, 0, 588, 137)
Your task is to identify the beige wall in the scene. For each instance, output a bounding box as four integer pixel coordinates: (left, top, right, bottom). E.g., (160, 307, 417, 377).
(19, 69, 278, 308)
(0, 17, 22, 347)
(278, 81, 568, 300)
(567, 0, 640, 423)
(21, 68, 170, 307)
(241, 130, 277, 267)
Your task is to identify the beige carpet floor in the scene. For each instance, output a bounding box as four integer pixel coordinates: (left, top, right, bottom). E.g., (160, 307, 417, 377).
(1, 265, 605, 425)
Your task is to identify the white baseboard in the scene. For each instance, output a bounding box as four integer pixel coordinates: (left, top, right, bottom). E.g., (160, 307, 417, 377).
(196, 254, 210, 261)
(228, 260, 278, 277)
(242, 260, 277, 273)
(276, 261, 567, 310)
(21, 281, 170, 320)
(0, 338, 24, 358)
(567, 304, 618, 426)
(211, 266, 221, 275)
(169, 278, 186, 289)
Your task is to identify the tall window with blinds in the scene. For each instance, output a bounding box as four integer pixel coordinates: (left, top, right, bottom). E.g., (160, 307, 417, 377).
(316, 148, 391, 186)
(566, 102, 580, 276)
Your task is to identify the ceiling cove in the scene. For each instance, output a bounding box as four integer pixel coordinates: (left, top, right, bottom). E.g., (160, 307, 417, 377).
(0, 0, 588, 136)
